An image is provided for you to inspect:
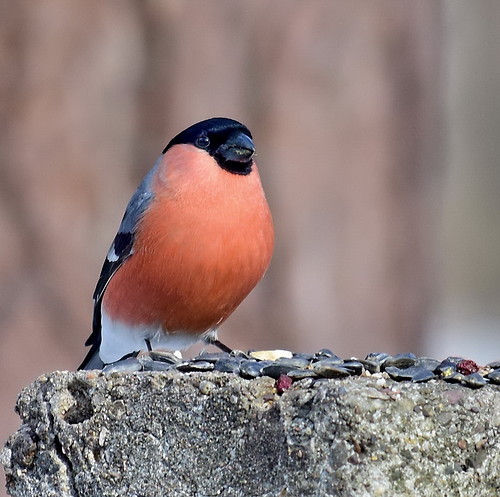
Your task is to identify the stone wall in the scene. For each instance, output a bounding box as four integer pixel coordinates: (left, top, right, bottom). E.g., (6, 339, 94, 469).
(2, 371, 499, 497)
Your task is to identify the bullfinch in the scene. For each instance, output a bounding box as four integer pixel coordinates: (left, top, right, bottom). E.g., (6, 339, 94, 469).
(79, 117, 274, 370)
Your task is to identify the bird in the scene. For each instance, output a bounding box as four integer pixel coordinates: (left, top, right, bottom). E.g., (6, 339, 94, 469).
(79, 117, 274, 370)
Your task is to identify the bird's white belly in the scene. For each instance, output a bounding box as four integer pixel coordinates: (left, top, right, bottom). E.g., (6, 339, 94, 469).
(99, 308, 204, 364)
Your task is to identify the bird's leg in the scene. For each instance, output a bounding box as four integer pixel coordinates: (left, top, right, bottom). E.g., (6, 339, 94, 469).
(139, 338, 181, 365)
(206, 336, 233, 354)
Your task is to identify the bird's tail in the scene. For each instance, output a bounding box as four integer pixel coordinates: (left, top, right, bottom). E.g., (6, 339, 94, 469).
(78, 343, 104, 370)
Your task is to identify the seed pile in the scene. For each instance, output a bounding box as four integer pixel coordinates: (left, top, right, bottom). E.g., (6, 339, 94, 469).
(101, 348, 500, 389)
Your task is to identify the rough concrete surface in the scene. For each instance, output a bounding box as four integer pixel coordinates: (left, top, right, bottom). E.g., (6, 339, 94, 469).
(2, 371, 499, 497)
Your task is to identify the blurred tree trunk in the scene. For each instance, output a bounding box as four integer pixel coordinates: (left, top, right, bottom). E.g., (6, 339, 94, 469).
(223, 0, 443, 355)
(0, 0, 444, 369)
(0, 4, 442, 493)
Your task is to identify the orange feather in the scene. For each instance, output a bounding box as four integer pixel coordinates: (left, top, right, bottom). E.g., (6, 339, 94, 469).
(102, 144, 274, 334)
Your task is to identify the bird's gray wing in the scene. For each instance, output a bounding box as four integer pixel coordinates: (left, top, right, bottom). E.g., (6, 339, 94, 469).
(79, 162, 159, 368)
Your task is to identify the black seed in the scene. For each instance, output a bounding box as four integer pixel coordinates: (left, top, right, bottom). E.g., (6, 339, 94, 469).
(436, 359, 459, 375)
(287, 369, 318, 380)
(342, 361, 364, 375)
(385, 366, 436, 382)
(213, 357, 242, 374)
(261, 364, 300, 379)
(462, 372, 487, 388)
(357, 359, 380, 374)
(315, 349, 342, 361)
(176, 361, 214, 372)
(364, 352, 390, 364)
(415, 357, 441, 371)
(442, 371, 465, 383)
(410, 368, 437, 382)
(275, 357, 311, 368)
(149, 351, 181, 364)
(103, 357, 143, 373)
(486, 361, 500, 370)
(143, 361, 176, 372)
(383, 353, 417, 370)
(240, 360, 269, 379)
(194, 352, 229, 363)
(312, 360, 351, 378)
(487, 370, 500, 384)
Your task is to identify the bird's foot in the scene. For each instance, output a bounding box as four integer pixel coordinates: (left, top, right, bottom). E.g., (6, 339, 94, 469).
(102, 345, 182, 373)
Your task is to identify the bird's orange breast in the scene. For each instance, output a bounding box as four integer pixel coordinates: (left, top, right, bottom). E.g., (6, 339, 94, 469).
(102, 145, 274, 333)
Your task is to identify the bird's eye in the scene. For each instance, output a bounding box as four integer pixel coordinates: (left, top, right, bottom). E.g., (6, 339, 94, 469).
(195, 135, 210, 149)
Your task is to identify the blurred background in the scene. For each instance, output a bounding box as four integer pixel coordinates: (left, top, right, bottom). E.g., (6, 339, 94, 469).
(1, 0, 500, 490)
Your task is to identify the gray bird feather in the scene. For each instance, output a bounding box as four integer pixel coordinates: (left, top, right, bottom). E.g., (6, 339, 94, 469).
(79, 159, 159, 369)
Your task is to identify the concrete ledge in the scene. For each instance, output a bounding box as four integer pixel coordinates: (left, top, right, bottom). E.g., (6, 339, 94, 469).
(2, 371, 500, 497)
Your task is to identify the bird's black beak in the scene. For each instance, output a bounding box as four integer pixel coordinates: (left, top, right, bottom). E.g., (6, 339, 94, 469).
(218, 132, 255, 163)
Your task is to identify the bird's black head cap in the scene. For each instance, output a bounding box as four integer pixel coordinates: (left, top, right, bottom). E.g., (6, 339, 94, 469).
(163, 117, 255, 175)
